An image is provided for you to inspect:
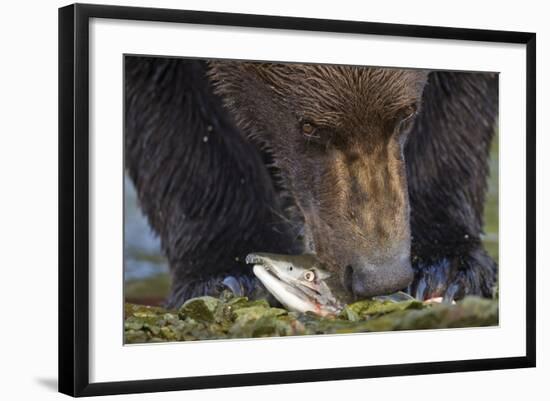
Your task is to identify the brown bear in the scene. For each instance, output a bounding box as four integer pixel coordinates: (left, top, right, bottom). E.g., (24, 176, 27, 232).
(125, 56, 498, 308)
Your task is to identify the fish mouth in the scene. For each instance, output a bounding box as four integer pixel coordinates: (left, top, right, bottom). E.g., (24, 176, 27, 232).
(245, 253, 273, 266)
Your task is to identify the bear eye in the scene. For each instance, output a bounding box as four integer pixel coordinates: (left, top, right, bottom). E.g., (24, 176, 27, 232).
(303, 270, 316, 282)
(301, 122, 319, 138)
(395, 105, 418, 136)
(401, 105, 418, 123)
(302, 123, 314, 133)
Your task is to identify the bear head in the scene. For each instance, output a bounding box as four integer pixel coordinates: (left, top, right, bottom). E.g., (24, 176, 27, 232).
(209, 61, 428, 299)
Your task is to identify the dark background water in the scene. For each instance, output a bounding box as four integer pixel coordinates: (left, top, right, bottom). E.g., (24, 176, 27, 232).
(124, 136, 499, 303)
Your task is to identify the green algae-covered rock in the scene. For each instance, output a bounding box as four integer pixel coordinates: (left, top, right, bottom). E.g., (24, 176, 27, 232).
(124, 294, 498, 344)
(340, 299, 424, 321)
(232, 305, 287, 321)
(358, 296, 498, 332)
(179, 296, 221, 323)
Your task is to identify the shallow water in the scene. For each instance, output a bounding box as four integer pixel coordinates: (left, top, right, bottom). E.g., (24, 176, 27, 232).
(124, 176, 168, 282)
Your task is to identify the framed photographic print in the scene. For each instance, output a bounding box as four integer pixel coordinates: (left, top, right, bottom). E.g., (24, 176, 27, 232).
(58, 3, 536, 397)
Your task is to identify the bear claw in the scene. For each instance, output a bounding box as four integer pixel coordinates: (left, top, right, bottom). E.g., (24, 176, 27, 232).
(221, 276, 245, 296)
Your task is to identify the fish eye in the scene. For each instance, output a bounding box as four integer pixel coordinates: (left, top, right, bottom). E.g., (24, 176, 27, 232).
(303, 270, 315, 282)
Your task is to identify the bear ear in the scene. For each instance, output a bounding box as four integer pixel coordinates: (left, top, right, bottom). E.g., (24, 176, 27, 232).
(207, 59, 243, 78)
(207, 60, 268, 99)
(208, 61, 270, 86)
(207, 60, 246, 93)
(208, 61, 294, 95)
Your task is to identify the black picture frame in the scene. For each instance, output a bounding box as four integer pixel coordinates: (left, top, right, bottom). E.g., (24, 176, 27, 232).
(58, 3, 536, 397)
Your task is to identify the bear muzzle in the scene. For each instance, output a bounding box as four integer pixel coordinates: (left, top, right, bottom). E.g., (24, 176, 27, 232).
(344, 253, 414, 299)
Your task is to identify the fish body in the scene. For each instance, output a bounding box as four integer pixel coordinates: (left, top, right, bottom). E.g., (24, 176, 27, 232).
(246, 253, 351, 316)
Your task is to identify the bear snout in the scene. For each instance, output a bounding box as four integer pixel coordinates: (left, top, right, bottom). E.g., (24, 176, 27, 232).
(343, 254, 414, 299)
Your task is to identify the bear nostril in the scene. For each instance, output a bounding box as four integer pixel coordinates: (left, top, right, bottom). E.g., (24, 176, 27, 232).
(343, 264, 354, 294)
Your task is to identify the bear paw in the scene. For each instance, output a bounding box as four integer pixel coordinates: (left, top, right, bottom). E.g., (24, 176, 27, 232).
(409, 248, 497, 302)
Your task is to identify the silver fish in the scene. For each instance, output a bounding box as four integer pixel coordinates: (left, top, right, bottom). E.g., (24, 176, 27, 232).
(246, 253, 351, 316)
